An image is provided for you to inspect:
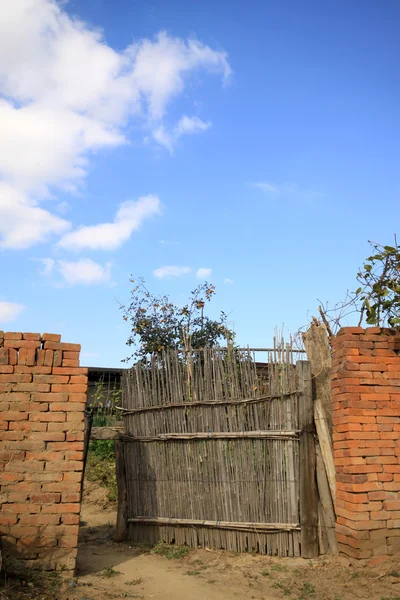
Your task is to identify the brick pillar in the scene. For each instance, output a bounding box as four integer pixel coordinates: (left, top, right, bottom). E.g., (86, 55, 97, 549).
(0, 332, 87, 572)
(332, 327, 400, 564)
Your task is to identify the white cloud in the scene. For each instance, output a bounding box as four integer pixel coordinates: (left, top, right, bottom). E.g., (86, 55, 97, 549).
(249, 182, 279, 194)
(196, 267, 212, 279)
(58, 194, 161, 251)
(0, 183, 70, 249)
(250, 181, 322, 202)
(224, 278, 234, 284)
(176, 115, 211, 136)
(153, 265, 191, 279)
(0, 301, 25, 322)
(40, 257, 56, 275)
(0, 1, 231, 249)
(56, 258, 112, 285)
(158, 239, 180, 246)
(153, 115, 211, 152)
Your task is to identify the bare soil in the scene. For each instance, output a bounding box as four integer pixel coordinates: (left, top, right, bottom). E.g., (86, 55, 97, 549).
(3, 483, 400, 600)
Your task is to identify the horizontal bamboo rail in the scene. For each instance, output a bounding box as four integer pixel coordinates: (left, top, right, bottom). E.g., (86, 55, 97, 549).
(123, 430, 299, 441)
(128, 516, 300, 532)
(117, 391, 300, 415)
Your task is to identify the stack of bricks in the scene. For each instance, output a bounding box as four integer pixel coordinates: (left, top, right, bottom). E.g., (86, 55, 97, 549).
(332, 326, 400, 563)
(0, 332, 87, 572)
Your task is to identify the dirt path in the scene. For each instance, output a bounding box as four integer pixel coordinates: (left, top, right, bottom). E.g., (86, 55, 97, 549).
(67, 496, 400, 600)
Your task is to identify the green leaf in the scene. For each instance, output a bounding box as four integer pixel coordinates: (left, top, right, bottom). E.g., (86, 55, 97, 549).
(366, 315, 378, 325)
(389, 317, 400, 325)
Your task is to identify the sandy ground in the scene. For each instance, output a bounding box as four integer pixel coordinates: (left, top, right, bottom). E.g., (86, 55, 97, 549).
(58, 483, 400, 600)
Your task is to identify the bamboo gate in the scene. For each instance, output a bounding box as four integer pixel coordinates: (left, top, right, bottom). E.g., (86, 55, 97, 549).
(115, 347, 318, 558)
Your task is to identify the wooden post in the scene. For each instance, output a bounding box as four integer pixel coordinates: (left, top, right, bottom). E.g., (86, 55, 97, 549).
(316, 443, 338, 554)
(303, 322, 336, 503)
(80, 409, 93, 503)
(297, 360, 318, 558)
(115, 439, 128, 542)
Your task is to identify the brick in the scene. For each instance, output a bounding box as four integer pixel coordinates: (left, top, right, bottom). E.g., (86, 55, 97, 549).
(44, 341, 80, 352)
(63, 351, 80, 360)
(30, 412, 66, 422)
(62, 359, 80, 367)
(0, 450, 25, 461)
(383, 501, 400, 511)
(31, 493, 61, 503)
(42, 333, 61, 342)
(61, 493, 80, 503)
(4, 441, 45, 451)
(22, 333, 41, 341)
(8, 349, 17, 365)
(338, 327, 365, 335)
(26, 452, 64, 461)
(42, 503, 80, 513)
(0, 411, 28, 421)
(32, 392, 68, 402)
(53, 350, 62, 367)
(19, 514, 60, 526)
(0, 431, 24, 441)
(42, 483, 80, 493)
(29, 432, 65, 442)
(44, 349, 54, 366)
(12, 383, 50, 392)
(14, 366, 51, 374)
(33, 375, 69, 384)
(4, 332, 22, 340)
(388, 519, 400, 529)
(0, 365, 13, 373)
(52, 367, 88, 375)
(9, 421, 47, 432)
(0, 374, 32, 383)
(63, 472, 82, 482)
(62, 514, 80, 525)
(45, 461, 82, 472)
(51, 384, 87, 393)
(26, 473, 63, 483)
(66, 432, 84, 442)
(0, 348, 9, 365)
(66, 412, 84, 422)
(47, 442, 84, 451)
(4, 461, 44, 473)
(336, 507, 370, 521)
(49, 402, 85, 412)
(6, 503, 41, 514)
(4, 340, 40, 349)
(68, 393, 87, 403)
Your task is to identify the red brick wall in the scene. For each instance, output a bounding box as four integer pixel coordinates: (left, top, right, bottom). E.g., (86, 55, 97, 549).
(332, 326, 400, 563)
(0, 332, 87, 572)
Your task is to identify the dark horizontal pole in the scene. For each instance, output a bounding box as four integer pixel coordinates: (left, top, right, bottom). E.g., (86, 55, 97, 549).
(122, 430, 299, 442)
(128, 516, 300, 532)
(118, 390, 300, 415)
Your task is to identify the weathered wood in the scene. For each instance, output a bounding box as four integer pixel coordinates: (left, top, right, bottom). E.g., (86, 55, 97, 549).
(128, 516, 300, 532)
(91, 426, 123, 440)
(297, 360, 318, 558)
(118, 390, 300, 415)
(316, 443, 338, 554)
(123, 430, 299, 441)
(121, 344, 303, 557)
(115, 439, 128, 542)
(80, 410, 93, 502)
(303, 322, 336, 504)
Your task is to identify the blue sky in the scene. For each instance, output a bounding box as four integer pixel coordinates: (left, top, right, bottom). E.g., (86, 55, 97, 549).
(1, 0, 399, 366)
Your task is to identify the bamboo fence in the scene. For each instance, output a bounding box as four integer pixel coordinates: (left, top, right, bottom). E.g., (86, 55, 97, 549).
(119, 344, 311, 556)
